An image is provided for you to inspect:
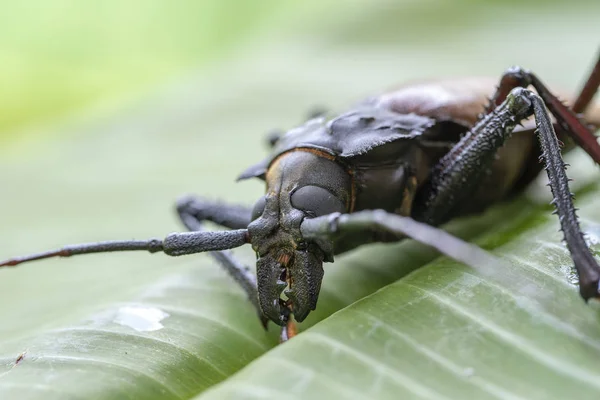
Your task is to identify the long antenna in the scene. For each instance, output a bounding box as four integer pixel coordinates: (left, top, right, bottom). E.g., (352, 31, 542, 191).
(0, 229, 249, 268)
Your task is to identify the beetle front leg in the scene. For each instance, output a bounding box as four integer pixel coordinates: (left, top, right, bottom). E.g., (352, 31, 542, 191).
(414, 87, 600, 301)
(176, 195, 251, 231)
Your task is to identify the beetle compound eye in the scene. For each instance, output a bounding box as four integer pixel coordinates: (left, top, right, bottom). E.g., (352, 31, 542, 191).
(251, 196, 267, 221)
(290, 185, 345, 217)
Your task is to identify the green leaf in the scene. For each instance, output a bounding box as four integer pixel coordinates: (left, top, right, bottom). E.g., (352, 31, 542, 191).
(199, 182, 600, 400)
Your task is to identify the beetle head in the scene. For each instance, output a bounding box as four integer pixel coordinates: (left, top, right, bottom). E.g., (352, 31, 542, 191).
(247, 150, 351, 325)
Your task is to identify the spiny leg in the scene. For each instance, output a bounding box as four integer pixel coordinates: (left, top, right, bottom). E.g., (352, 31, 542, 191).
(413, 88, 537, 225)
(416, 60, 600, 225)
(489, 62, 600, 162)
(414, 87, 600, 300)
(572, 50, 600, 115)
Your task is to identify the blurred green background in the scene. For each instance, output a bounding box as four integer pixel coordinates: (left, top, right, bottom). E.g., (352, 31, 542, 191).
(0, 0, 599, 398)
(2, 0, 598, 145)
(0, 0, 288, 138)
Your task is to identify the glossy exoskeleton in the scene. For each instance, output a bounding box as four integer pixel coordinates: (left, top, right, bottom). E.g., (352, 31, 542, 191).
(2, 53, 600, 342)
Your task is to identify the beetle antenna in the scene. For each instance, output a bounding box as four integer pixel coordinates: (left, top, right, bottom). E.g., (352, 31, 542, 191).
(0, 229, 249, 268)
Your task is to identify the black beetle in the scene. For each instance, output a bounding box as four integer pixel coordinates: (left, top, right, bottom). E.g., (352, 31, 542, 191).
(2, 52, 600, 341)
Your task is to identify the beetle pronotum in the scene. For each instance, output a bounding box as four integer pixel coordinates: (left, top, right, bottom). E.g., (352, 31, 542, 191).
(2, 51, 599, 342)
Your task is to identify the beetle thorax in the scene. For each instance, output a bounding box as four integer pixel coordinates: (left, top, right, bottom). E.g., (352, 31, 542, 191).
(248, 149, 352, 255)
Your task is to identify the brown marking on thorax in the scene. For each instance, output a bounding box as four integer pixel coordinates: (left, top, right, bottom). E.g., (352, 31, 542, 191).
(265, 147, 357, 214)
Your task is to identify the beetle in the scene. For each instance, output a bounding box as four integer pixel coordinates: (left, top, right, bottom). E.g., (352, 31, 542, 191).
(2, 52, 600, 342)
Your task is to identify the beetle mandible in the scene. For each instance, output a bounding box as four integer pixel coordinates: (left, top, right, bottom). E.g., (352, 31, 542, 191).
(2, 51, 600, 342)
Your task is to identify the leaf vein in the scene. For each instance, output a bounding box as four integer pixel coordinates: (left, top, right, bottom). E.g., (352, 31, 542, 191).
(47, 327, 230, 378)
(403, 283, 600, 389)
(351, 309, 524, 400)
(302, 331, 451, 400)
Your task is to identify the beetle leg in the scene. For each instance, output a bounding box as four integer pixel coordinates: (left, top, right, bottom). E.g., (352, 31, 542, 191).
(573, 51, 600, 115)
(414, 87, 600, 301)
(176, 195, 251, 230)
(301, 210, 504, 274)
(489, 59, 600, 163)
